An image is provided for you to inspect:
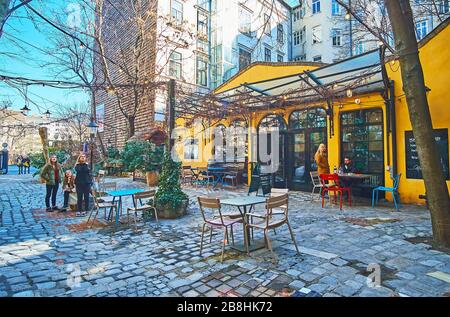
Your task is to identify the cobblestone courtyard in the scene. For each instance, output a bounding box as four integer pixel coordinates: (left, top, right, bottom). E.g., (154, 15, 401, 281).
(1, 174, 449, 297)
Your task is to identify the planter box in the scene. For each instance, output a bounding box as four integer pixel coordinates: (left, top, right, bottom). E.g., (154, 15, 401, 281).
(157, 200, 188, 219)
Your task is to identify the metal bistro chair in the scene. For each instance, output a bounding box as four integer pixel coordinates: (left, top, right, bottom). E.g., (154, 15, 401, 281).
(198, 197, 242, 262)
(88, 189, 118, 228)
(310, 171, 324, 197)
(126, 190, 159, 230)
(245, 194, 299, 257)
(372, 174, 402, 211)
(194, 168, 215, 189)
(320, 174, 352, 211)
(223, 167, 239, 188)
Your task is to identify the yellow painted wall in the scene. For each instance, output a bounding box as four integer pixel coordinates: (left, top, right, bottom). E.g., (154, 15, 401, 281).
(177, 23, 450, 205)
(386, 23, 450, 204)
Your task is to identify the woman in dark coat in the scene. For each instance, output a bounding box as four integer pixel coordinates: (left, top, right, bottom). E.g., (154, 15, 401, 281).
(74, 153, 92, 217)
(40, 155, 64, 212)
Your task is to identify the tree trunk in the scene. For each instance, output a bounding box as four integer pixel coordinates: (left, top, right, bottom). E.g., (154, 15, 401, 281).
(0, 0, 11, 37)
(385, 0, 450, 247)
(128, 115, 135, 139)
(39, 127, 49, 164)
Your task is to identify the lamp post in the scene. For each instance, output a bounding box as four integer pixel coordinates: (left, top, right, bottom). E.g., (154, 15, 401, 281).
(87, 118, 99, 171)
(345, 0, 353, 57)
(20, 105, 30, 116)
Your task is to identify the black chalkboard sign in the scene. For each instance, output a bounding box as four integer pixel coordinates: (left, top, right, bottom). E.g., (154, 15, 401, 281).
(260, 174, 272, 196)
(405, 129, 449, 180)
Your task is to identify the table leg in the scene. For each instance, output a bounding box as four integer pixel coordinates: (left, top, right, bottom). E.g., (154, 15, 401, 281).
(115, 197, 122, 227)
(108, 196, 116, 221)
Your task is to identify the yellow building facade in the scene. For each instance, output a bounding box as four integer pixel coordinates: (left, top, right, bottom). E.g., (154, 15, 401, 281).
(177, 19, 450, 205)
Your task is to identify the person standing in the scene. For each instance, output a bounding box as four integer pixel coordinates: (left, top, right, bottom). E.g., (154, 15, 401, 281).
(23, 156, 31, 174)
(16, 155, 23, 175)
(74, 153, 92, 217)
(40, 155, 64, 212)
(315, 144, 330, 176)
(62, 170, 75, 212)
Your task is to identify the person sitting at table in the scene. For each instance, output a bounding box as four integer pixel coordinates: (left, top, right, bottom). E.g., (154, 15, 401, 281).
(340, 156, 357, 189)
(341, 156, 356, 174)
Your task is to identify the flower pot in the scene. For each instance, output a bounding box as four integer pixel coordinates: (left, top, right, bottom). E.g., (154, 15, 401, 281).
(146, 171, 159, 187)
(157, 200, 188, 219)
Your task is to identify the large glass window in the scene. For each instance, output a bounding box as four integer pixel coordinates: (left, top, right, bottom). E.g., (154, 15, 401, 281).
(264, 47, 271, 62)
(341, 109, 384, 176)
(230, 120, 248, 163)
(277, 23, 284, 44)
(289, 108, 327, 130)
(184, 138, 199, 160)
(332, 0, 341, 15)
(332, 29, 342, 46)
(213, 124, 227, 162)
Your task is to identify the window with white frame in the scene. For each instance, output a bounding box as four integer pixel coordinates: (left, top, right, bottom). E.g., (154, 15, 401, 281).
(312, 25, 322, 44)
(196, 56, 208, 87)
(171, 0, 183, 25)
(332, 0, 341, 15)
(264, 14, 271, 36)
(332, 29, 342, 46)
(264, 47, 272, 62)
(293, 8, 301, 21)
(312, 0, 321, 14)
(197, 10, 208, 36)
(277, 23, 284, 44)
(440, 0, 450, 13)
(415, 20, 428, 40)
(293, 31, 300, 46)
(239, 48, 252, 70)
(197, 39, 208, 53)
(354, 41, 365, 55)
(300, 26, 306, 43)
(239, 5, 252, 36)
(313, 55, 322, 62)
(277, 54, 284, 62)
(169, 51, 182, 79)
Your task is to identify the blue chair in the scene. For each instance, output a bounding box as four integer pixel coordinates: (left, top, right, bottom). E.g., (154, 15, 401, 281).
(372, 174, 402, 211)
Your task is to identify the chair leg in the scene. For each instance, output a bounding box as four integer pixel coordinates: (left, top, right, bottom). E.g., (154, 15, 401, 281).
(339, 192, 343, 211)
(221, 227, 228, 263)
(244, 224, 250, 256)
(230, 225, 235, 246)
(393, 192, 399, 211)
(200, 223, 206, 256)
(209, 227, 213, 243)
(264, 229, 274, 256)
(286, 221, 300, 255)
(152, 207, 159, 226)
(322, 190, 325, 208)
(88, 207, 99, 228)
(372, 190, 376, 208)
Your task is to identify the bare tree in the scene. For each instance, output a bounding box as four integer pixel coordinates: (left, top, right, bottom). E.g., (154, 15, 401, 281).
(0, 0, 33, 38)
(337, 0, 450, 247)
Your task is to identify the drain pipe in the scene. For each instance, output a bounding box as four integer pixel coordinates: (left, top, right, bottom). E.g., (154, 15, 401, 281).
(389, 80, 398, 177)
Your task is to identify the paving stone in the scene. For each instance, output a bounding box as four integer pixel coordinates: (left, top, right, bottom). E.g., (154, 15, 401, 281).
(288, 280, 306, 290)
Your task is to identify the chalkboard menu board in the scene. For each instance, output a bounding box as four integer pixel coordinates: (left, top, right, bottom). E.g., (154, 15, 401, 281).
(405, 129, 449, 180)
(260, 174, 272, 196)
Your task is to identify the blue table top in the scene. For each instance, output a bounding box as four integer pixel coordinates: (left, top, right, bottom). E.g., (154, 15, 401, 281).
(107, 189, 146, 197)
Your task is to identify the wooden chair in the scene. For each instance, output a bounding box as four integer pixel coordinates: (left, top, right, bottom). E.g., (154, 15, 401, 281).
(97, 182, 117, 205)
(180, 166, 194, 186)
(223, 167, 239, 188)
(319, 174, 352, 211)
(245, 194, 299, 257)
(194, 168, 214, 188)
(88, 189, 118, 228)
(198, 197, 242, 262)
(126, 190, 158, 230)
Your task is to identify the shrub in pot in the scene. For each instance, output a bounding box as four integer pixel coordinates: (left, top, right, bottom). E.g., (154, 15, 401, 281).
(155, 153, 188, 219)
(121, 140, 163, 186)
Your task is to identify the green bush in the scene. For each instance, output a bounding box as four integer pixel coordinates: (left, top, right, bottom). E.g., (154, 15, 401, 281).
(156, 152, 188, 210)
(121, 140, 164, 173)
(29, 148, 70, 176)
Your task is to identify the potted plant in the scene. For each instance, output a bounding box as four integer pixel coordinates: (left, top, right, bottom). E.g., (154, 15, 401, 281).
(155, 153, 189, 219)
(121, 140, 163, 186)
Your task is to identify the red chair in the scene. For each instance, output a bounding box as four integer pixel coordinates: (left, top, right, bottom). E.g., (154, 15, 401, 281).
(319, 174, 352, 210)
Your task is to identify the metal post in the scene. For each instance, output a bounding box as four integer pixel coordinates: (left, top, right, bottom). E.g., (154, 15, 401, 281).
(168, 79, 176, 152)
(349, 0, 353, 57)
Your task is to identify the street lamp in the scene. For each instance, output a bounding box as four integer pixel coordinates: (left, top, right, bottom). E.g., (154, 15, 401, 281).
(87, 118, 99, 170)
(44, 110, 51, 119)
(20, 105, 31, 116)
(345, 0, 353, 57)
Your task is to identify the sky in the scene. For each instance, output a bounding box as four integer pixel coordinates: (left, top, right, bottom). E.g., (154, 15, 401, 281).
(0, 0, 90, 116)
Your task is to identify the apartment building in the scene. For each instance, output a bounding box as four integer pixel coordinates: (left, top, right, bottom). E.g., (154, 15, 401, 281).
(289, 0, 450, 63)
(95, 0, 290, 146)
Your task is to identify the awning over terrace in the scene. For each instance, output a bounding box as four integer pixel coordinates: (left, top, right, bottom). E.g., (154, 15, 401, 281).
(175, 48, 388, 121)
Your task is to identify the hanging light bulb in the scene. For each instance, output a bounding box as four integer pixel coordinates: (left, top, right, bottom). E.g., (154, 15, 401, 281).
(346, 89, 353, 98)
(345, 11, 351, 20)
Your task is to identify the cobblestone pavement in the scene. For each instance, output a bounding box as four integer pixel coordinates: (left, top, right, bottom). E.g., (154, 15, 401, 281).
(1, 174, 449, 297)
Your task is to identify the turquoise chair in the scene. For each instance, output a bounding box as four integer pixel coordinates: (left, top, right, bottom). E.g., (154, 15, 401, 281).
(372, 174, 401, 211)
